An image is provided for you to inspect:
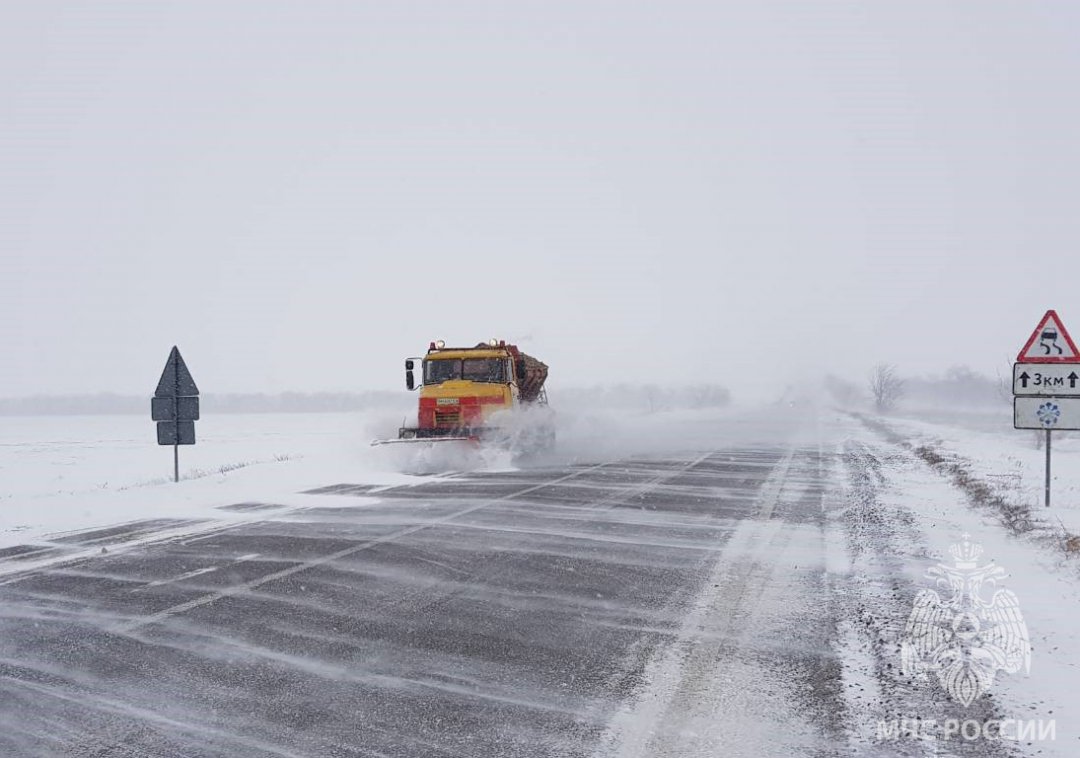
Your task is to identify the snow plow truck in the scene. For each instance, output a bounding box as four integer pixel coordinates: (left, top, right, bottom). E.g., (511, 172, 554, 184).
(374, 339, 554, 449)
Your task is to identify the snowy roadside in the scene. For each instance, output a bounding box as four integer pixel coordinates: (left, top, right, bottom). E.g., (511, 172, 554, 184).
(884, 412, 1080, 540)
(828, 410, 1080, 756)
(0, 413, 432, 554)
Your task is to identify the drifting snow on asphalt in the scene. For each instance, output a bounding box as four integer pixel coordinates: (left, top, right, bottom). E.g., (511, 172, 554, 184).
(0, 436, 816, 756)
(2, 409, 1079, 756)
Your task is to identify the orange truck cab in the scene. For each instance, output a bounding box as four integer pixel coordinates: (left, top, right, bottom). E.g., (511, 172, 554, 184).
(398, 340, 549, 442)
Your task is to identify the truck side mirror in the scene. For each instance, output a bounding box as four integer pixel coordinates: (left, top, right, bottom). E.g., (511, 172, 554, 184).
(405, 359, 414, 370)
(406, 370, 415, 391)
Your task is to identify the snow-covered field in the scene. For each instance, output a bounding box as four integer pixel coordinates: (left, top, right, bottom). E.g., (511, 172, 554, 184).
(0, 405, 754, 552)
(0, 412, 422, 550)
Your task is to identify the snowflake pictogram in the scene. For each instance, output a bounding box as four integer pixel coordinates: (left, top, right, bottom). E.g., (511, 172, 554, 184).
(1037, 402, 1061, 428)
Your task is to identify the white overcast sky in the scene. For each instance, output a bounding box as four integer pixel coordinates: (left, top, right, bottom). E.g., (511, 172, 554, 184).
(3, 2, 1080, 401)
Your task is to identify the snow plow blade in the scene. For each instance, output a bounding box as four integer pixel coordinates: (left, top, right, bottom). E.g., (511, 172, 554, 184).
(370, 436, 474, 446)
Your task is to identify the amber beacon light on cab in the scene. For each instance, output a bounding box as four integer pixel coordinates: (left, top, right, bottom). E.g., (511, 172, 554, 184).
(372, 339, 555, 451)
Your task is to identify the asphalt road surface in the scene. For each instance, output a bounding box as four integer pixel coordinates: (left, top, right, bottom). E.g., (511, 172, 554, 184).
(0, 431, 852, 757)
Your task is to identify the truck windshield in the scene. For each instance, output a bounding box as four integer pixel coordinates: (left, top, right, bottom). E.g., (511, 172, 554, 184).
(424, 358, 505, 384)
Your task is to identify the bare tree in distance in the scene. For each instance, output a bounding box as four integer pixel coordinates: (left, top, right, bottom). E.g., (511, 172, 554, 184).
(869, 364, 905, 413)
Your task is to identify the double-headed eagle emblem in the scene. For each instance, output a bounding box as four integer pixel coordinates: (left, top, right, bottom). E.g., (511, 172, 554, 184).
(900, 535, 1031, 706)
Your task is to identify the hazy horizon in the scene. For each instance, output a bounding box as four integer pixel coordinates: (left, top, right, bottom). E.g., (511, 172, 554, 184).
(5, 2, 1080, 403)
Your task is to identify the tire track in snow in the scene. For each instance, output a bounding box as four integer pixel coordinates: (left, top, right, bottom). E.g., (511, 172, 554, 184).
(594, 447, 809, 758)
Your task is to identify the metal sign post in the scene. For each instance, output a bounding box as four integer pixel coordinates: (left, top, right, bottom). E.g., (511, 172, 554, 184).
(1013, 310, 1080, 507)
(1013, 397, 1080, 507)
(1046, 429, 1052, 508)
(151, 346, 200, 482)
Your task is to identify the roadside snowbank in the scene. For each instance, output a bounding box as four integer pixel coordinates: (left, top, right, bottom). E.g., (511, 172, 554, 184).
(836, 410, 1080, 755)
(887, 411, 1080, 536)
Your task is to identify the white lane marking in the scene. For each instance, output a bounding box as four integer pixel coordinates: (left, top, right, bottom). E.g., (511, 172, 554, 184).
(131, 553, 261, 592)
(140, 566, 218, 589)
(117, 461, 619, 633)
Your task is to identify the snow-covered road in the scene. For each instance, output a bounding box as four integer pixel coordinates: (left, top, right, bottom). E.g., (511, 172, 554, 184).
(0, 410, 1075, 756)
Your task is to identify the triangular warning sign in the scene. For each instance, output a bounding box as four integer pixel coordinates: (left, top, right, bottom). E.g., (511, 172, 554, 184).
(1017, 310, 1080, 363)
(154, 346, 200, 397)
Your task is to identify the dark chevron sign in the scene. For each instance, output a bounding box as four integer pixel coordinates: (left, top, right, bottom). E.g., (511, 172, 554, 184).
(152, 346, 200, 481)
